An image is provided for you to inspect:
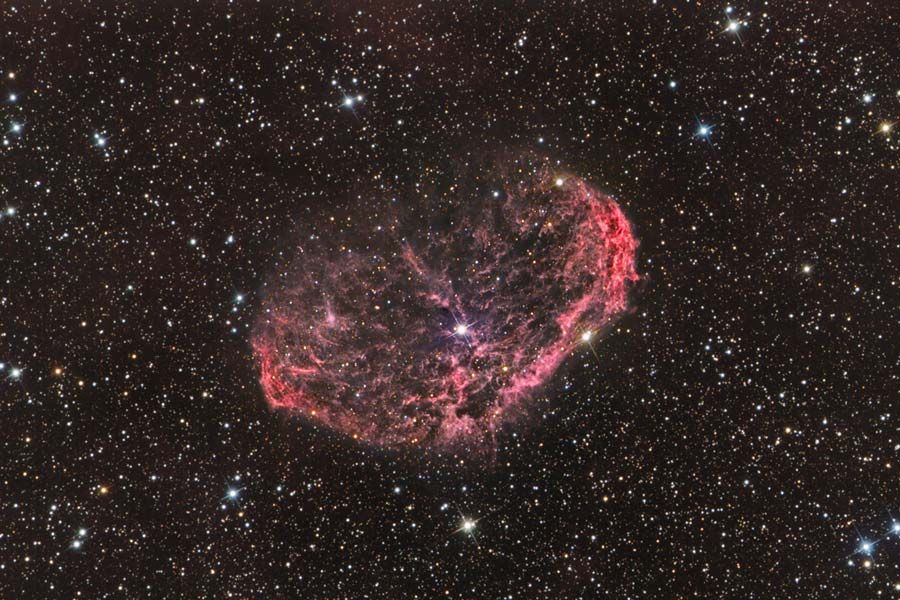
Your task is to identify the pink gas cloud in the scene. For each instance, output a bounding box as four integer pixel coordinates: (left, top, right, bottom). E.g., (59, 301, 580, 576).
(253, 166, 639, 453)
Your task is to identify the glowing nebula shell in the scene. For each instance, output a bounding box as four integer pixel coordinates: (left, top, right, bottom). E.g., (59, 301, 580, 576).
(253, 167, 638, 452)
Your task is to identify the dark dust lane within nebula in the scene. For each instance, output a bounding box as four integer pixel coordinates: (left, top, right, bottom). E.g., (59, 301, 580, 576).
(252, 165, 639, 453)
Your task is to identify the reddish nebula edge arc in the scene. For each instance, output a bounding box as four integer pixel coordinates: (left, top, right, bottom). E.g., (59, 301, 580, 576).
(252, 169, 639, 453)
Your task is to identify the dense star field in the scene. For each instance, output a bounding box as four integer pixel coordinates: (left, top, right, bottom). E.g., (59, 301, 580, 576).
(1, 2, 897, 598)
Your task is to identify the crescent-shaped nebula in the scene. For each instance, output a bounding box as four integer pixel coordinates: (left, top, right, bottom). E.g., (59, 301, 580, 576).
(252, 164, 639, 453)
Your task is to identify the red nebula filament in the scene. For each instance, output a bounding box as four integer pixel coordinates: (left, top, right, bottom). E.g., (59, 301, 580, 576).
(252, 170, 639, 452)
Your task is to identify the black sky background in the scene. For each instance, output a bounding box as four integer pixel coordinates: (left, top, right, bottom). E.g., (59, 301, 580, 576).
(1, 1, 897, 597)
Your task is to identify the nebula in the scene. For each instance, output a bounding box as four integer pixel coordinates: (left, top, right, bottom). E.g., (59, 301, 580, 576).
(252, 165, 638, 453)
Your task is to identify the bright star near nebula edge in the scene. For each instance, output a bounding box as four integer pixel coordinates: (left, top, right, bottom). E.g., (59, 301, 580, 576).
(2, 3, 896, 599)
